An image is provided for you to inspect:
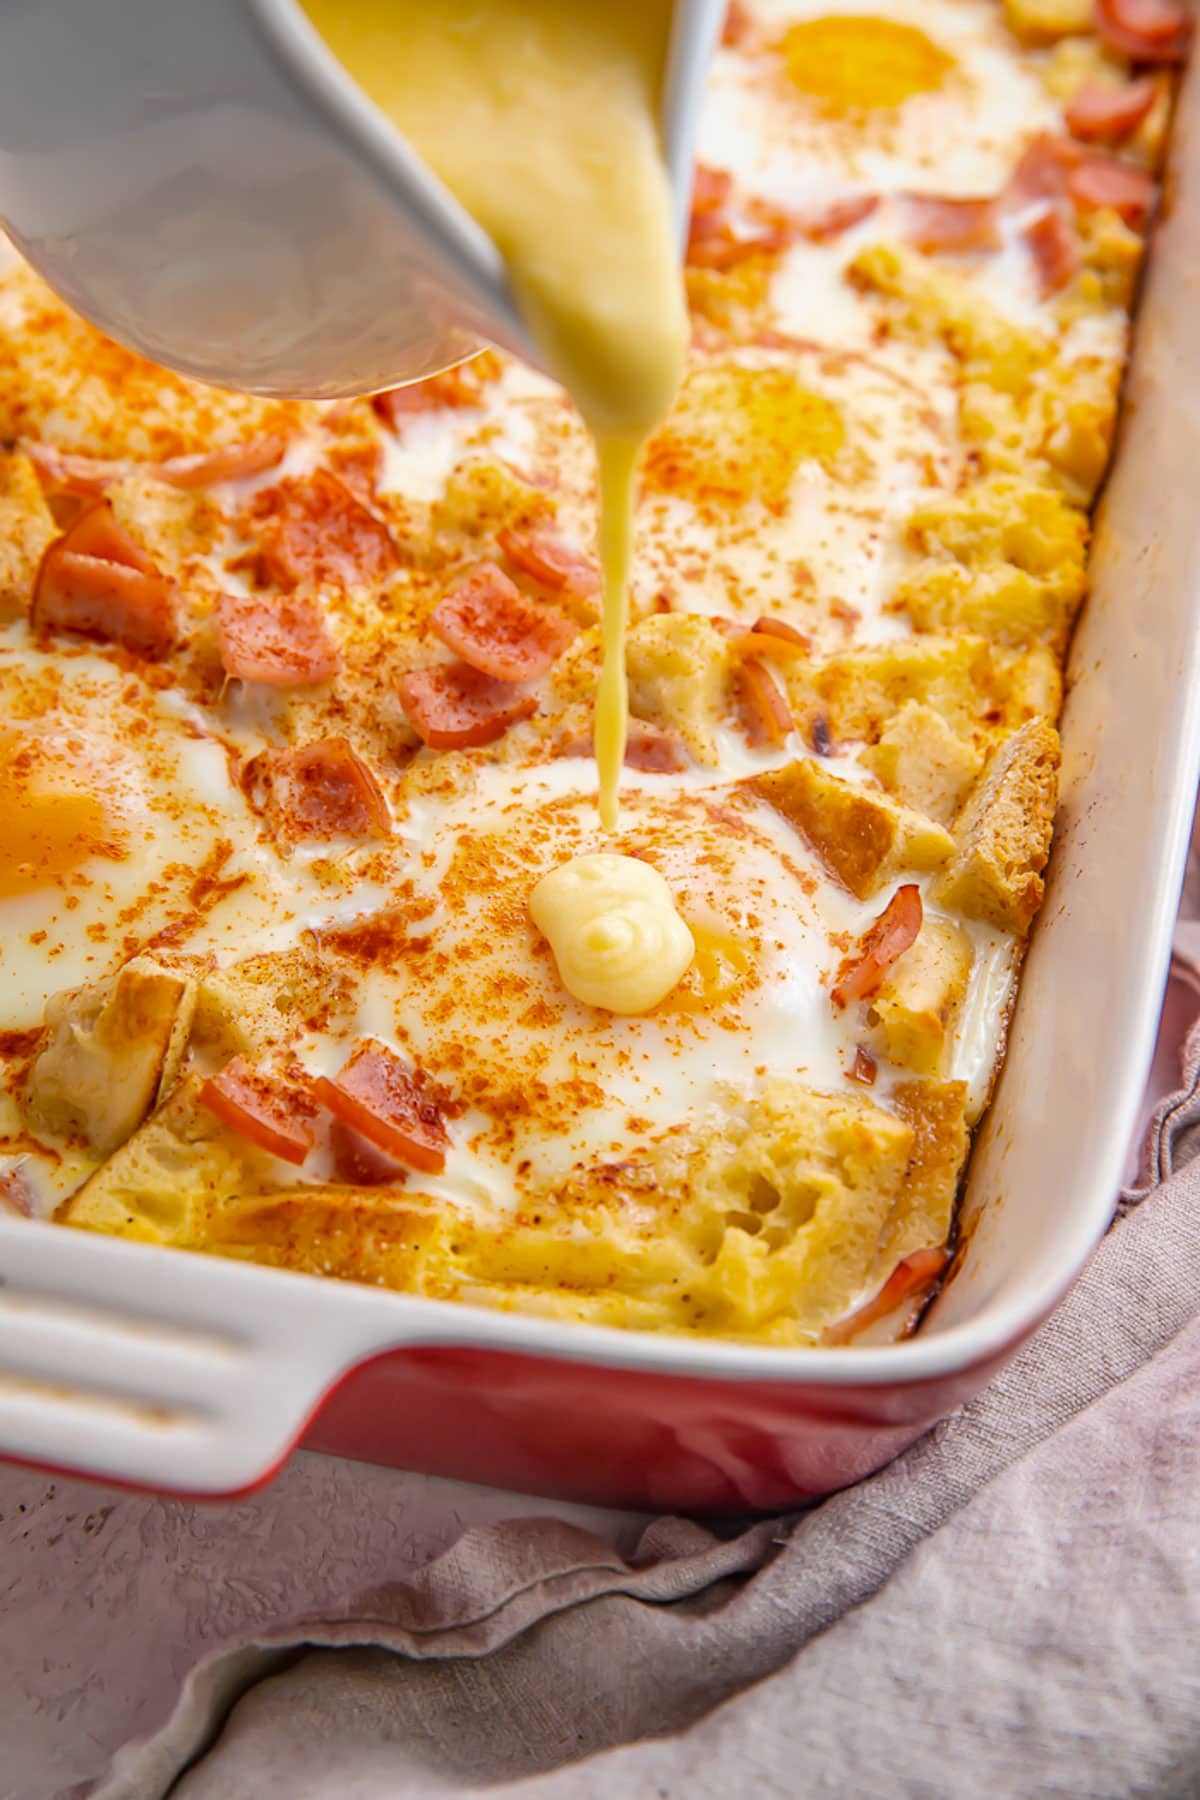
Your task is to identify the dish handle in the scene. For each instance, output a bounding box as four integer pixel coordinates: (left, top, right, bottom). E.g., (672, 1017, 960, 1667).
(0, 1220, 381, 1496)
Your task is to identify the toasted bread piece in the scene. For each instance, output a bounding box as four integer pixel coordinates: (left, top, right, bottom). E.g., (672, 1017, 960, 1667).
(879, 1079, 971, 1270)
(860, 702, 983, 825)
(932, 719, 1061, 933)
(468, 1079, 919, 1342)
(28, 958, 198, 1158)
(791, 635, 1061, 753)
(626, 613, 732, 765)
(0, 451, 56, 619)
(58, 1074, 262, 1244)
(866, 917, 974, 1077)
(751, 758, 953, 899)
(899, 475, 1089, 650)
(1003, 0, 1093, 46)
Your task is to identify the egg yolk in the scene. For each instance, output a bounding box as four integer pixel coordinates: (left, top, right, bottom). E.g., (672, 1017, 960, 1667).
(779, 16, 954, 112)
(0, 734, 121, 898)
(646, 367, 844, 510)
(672, 922, 753, 1011)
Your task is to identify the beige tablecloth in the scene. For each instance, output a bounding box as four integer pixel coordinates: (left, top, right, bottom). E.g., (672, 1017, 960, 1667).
(85, 850, 1200, 1800)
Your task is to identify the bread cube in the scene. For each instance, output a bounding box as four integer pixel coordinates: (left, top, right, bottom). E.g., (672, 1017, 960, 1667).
(1003, 0, 1094, 45)
(28, 958, 198, 1157)
(878, 1079, 970, 1269)
(626, 613, 732, 764)
(897, 561, 1083, 649)
(796, 636, 1061, 752)
(0, 452, 56, 619)
(204, 1188, 449, 1287)
(1040, 42, 1116, 105)
(852, 242, 1121, 504)
(907, 476, 1089, 584)
(107, 474, 218, 583)
(933, 719, 1061, 933)
(750, 757, 953, 898)
(432, 457, 548, 540)
(58, 1075, 260, 1244)
(866, 917, 974, 1077)
(860, 703, 983, 825)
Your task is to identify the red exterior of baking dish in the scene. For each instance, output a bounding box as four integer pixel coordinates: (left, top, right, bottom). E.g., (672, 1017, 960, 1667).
(299, 1339, 1018, 1511)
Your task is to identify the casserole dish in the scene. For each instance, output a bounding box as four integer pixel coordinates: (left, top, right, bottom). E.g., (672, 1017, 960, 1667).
(0, 37, 1196, 1516)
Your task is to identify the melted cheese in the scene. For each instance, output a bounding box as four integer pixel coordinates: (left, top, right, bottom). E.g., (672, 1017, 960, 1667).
(299, 0, 689, 831)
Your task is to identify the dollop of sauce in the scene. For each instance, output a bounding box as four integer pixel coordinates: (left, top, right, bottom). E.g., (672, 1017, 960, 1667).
(529, 852, 695, 1014)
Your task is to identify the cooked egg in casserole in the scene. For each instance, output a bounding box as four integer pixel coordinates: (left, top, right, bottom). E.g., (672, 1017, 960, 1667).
(0, 0, 1186, 1344)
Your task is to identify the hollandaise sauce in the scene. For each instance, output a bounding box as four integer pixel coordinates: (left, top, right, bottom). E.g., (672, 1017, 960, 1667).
(298, 0, 689, 828)
(530, 852, 695, 1014)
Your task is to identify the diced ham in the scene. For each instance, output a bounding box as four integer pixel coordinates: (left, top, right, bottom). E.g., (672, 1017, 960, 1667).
(496, 524, 601, 599)
(831, 885, 923, 1009)
(32, 501, 176, 657)
(791, 194, 880, 242)
(751, 615, 811, 649)
(624, 725, 692, 773)
(849, 1046, 877, 1086)
(686, 216, 785, 269)
(314, 1040, 449, 1174)
(431, 561, 575, 682)
(903, 194, 999, 254)
(325, 441, 383, 506)
(262, 738, 391, 841)
(55, 501, 157, 572)
(24, 435, 287, 497)
(1065, 77, 1158, 142)
(328, 1117, 410, 1187)
(825, 1247, 949, 1345)
(562, 721, 690, 773)
(1095, 0, 1191, 63)
(198, 1056, 317, 1166)
(730, 627, 810, 661)
(736, 658, 794, 747)
(689, 192, 876, 266)
(1067, 153, 1158, 227)
(372, 350, 503, 424)
(1024, 206, 1081, 297)
(215, 589, 341, 687)
(722, 0, 755, 46)
(1008, 133, 1157, 234)
(1006, 133, 1081, 204)
(397, 661, 538, 749)
(154, 437, 289, 488)
(0, 1164, 35, 1217)
(24, 443, 139, 497)
(691, 164, 735, 218)
(33, 554, 175, 658)
(253, 469, 398, 589)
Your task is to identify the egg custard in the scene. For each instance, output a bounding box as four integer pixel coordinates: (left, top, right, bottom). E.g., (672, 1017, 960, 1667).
(0, 0, 1185, 1345)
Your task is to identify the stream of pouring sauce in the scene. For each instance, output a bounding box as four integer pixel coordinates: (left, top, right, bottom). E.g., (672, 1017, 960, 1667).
(299, 0, 690, 828)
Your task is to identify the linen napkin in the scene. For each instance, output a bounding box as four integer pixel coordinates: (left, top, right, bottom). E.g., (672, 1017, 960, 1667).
(92, 971, 1200, 1799)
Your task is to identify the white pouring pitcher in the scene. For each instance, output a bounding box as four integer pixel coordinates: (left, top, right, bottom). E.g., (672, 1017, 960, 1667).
(0, 0, 722, 400)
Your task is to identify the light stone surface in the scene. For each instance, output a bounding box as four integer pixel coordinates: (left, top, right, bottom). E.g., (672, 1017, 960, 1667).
(0, 1453, 644, 1800)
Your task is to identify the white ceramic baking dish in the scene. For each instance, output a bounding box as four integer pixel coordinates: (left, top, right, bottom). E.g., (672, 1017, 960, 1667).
(0, 61, 1195, 1515)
